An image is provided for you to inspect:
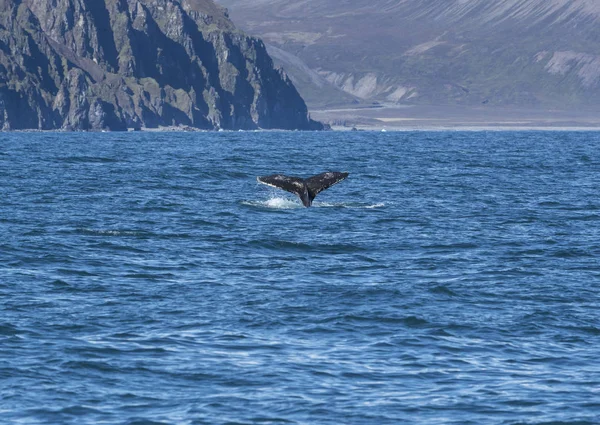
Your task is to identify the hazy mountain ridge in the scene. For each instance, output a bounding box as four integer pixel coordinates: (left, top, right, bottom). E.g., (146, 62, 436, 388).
(217, 0, 600, 110)
(0, 0, 322, 130)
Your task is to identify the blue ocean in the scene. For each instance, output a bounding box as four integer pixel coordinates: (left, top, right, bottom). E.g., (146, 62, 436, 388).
(1, 131, 599, 425)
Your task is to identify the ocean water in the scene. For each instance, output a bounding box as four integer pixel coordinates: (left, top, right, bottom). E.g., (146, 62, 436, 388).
(1, 130, 599, 425)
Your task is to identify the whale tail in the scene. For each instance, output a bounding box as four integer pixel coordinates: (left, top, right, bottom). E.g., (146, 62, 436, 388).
(257, 171, 349, 207)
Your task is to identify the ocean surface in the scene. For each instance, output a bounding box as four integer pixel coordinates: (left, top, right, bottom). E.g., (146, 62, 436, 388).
(1, 130, 599, 425)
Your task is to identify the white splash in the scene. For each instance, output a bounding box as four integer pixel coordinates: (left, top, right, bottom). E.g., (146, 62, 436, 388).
(242, 197, 302, 209)
(242, 198, 386, 210)
(264, 197, 301, 209)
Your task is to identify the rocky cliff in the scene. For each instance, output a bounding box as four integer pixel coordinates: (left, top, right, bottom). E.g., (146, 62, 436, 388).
(0, 0, 323, 130)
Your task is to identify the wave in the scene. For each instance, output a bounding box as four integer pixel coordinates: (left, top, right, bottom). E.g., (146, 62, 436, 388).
(246, 238, 366, 254)
(241, 197, 385, 210)
(317, 201, 386, 209)
(76, 228, 151, 237)
(56, 156, 123, 163)
(73, 228, 191, 239)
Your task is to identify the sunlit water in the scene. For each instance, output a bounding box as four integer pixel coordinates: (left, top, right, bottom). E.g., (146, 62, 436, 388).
(1, 131, 599, 424)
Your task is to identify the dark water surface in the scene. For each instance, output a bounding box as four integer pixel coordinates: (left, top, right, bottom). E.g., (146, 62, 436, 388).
(1, 131, 599, 424)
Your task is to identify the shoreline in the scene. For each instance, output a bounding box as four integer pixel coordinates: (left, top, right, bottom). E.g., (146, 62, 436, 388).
(330, 125, 600, 132)
(5, 126, 600, 133)
(310, 103, 600, 132)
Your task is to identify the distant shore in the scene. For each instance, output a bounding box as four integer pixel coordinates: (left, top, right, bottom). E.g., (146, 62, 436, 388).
(5, 103, 600, 133)
(330, 125, 600, 132)
(311, 103, 600, 132)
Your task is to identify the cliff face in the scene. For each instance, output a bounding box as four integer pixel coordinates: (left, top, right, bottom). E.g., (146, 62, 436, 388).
(0, 0, 323, 130)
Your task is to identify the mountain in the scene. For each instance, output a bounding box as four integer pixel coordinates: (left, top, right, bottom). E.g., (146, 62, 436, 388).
(0, 0, 323, 130)
(216, 0, 600, 111)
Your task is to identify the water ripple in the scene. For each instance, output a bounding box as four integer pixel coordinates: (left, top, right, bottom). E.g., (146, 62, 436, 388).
(1, 131, 599, 424)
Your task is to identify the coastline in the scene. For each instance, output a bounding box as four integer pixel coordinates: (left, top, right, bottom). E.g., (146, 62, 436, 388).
(329, 125, 600, 132)
(310, 103, 600, 132)
(5, 126, 600, 133)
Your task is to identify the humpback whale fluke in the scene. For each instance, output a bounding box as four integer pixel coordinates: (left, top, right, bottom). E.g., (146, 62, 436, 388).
(257, 172, 350, 207)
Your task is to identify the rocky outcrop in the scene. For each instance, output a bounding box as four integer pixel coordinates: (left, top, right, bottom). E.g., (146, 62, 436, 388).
(0, 0, 323, 130)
